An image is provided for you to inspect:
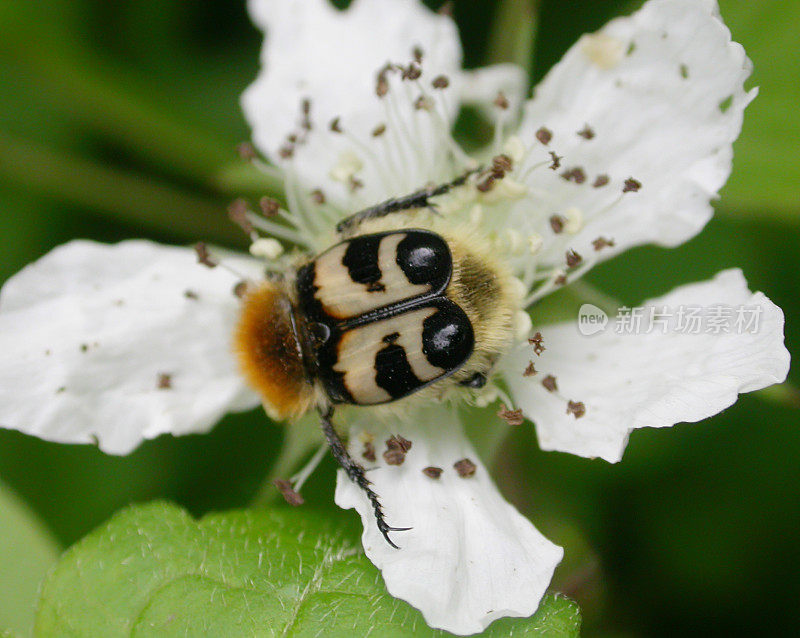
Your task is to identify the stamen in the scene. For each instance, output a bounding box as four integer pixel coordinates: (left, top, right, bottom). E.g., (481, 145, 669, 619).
(497, 405, 524, 426)
(249, 238, 284, 260)
(290, 443, 329, 493)
(581, 33, 625, 69)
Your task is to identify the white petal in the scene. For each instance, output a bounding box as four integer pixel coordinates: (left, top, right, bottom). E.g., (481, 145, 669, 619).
(242, 0, 467, 205)
(334, 406, 562, 635)
(510, 0, 754, 269)
(0, 240, 261, 454)
(504, 270, 790, 462)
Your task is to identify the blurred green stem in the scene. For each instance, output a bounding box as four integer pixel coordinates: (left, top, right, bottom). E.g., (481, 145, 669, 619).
(0, 133, 245, 245)
(757, 382, 800, 409)
(0, 11, 282, 200)
(486, 0, 539, 73)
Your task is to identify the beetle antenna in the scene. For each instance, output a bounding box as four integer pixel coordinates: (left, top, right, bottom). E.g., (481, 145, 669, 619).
(318, 407, 411, 548)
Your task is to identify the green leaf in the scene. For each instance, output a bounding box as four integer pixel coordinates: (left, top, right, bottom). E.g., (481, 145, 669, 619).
(0, 481, 60, 637)
(717, 0, 800, 220)
(35, 502, 580, 637)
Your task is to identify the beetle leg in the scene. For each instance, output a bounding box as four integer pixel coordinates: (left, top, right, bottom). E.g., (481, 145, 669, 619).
(335, 167, 481, 234)
(318, 407, 411, 548)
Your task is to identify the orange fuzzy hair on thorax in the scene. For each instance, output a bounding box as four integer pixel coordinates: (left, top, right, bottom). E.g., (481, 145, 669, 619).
(233, 282, 315, 420)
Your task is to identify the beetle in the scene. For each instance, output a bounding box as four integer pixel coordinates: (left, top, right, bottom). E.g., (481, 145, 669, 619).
(234, 173, 517, 546)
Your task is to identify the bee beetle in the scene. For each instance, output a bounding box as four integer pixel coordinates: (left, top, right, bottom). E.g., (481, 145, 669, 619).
(234, 173, 517, 547)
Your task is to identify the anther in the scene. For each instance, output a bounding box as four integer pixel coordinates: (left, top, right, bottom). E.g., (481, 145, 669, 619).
(363, 440, 376, 462)
(593, 174, 610, 188)
(236, 142, 257, 161)
(422, 466, 443, 479)
(273, 478, 305, 506)
(497, 405, 524, 426)
(491, 153, 513, 177)
(550, 215, 566, 234)
(542, 375, 558, 392)
(567, 400, 586, 418)
(523, 361, 537, 377)
(529, 331, 545, 355)
(623, 177, 642, 193)
(259, 197, 280, 217)
(577, 124, 595, 140)
(561, 167, 587, 184)
(432, 75, 449, 89)
(548, 151, 562, 170)
(536, 127, 553, 145)
(157, 373, 172, 390)
(227, 198, 255, 236)
(194, 242, 218, 269)
(592, 236, 615, 251)
(310, 189, 326, 205)
(493, 91, 509, 110)
(329, 117, 343, 133)
(372, 123, 387, 137)
(454, 458, 477, 478)
(413, 45, 424, 64)
(566, 249, 583, 268)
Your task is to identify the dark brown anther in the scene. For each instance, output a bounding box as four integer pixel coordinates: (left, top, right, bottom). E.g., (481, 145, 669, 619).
(592, 236, 615, 251)
(233, 281, 249, 298)
(561, 167, 587, 184)
(363, 440, 376, 462)
(372, 123, 387, 137)
(376, 73, 389, 98)
(403, 63, 422, 81)
(493, 91, 509, 110)
(349, 176, 364, 192)
(454, 458, 477, 478)
(194, 242, 218, 268)
(273, 479, 304, 506)
(329, 117, 342, 133)
(523, 361, 537, 377)
(549, 215, 565, 234)
(183, 289, 199, 300)
(536, 127, 553, 145)
(542, 375, 558, 392)
(623, 177, 642, 193)
(423, 466, 443, 479)
(157, 373, 172, 390)
(566, 249, 583, 268)
(529, 331, 545, 355)
(432, 75, 450, 89)
(413, 45, 424, 64)
(548, 151, 562, 170)
(278, 145, 294, 159)
(567, 400, 586, 418)
(236, 141, 257, 161)
(227, 198, 255, 235)
(476, 175, 496, 192)
(386, 435, 413, 453)
(554, 273, 568, 286)
(301, 98, 311, 116)
(491, 153, 513, 177)
(593, 174, 610, 188)
(577, 124, 595, 140)
(310, 189, 326, 205)
(497, 405, 524, 426)
(287, 134, 298, 144)
(259, 197, 280, 217)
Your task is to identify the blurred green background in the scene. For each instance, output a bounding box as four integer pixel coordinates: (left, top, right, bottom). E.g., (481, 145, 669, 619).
(0, 0, 797, 636)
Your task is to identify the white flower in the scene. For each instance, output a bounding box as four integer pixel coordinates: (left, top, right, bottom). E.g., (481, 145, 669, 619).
(0, 0, 790, 635)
